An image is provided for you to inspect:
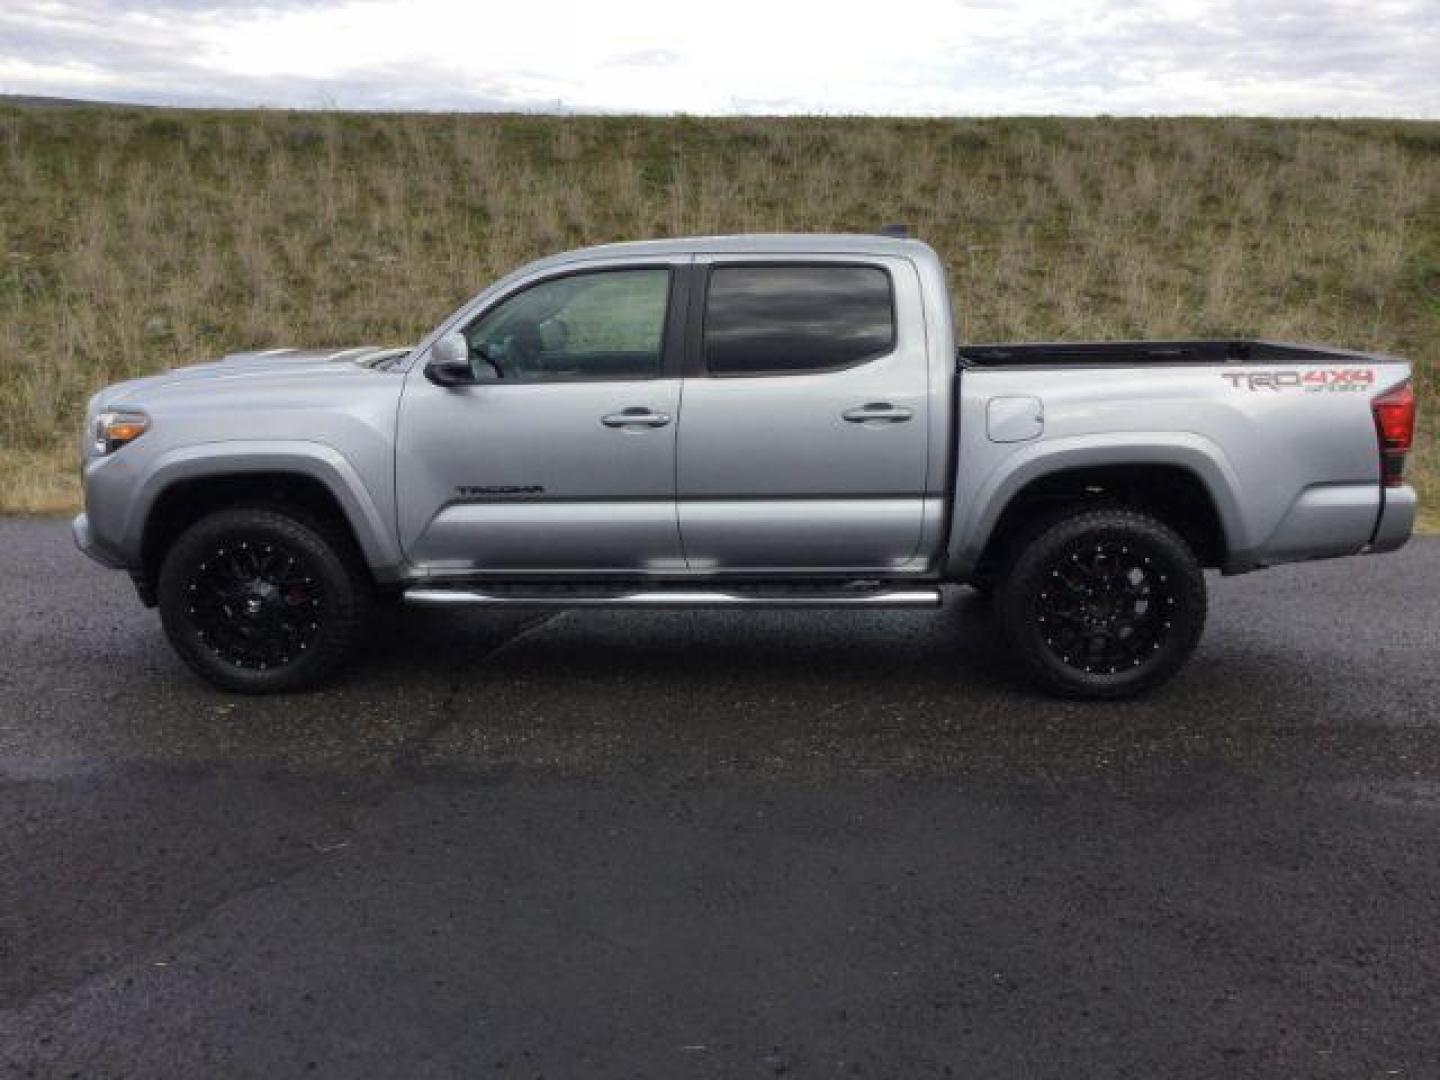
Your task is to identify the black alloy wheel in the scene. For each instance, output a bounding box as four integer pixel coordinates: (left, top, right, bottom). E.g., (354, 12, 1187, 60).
(1033, 538, 1178, 675)
(184, 536, 324, 671)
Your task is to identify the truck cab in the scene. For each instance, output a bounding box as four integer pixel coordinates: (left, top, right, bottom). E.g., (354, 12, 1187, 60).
(396, 234, 949, 578)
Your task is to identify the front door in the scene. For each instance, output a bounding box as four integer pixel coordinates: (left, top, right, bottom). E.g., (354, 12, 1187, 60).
(676, 258, 932, 572)
(396, 262, 687, 573)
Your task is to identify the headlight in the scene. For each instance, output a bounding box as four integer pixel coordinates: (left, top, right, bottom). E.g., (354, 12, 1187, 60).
(93, 410, 149, 455)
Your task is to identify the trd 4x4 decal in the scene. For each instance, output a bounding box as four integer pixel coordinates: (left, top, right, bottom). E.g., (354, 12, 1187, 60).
(1222, 369, 1375, 392)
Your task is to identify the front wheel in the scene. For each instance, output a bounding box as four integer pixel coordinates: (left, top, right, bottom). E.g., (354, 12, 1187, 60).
(994, 507, 1206, 699)
(157, 506, 370, 693)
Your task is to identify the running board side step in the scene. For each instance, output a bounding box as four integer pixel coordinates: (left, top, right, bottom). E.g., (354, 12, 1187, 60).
(403, 587, 942, 610)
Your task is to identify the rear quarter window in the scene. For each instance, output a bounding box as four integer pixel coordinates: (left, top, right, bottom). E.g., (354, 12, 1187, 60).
(703, 265, 895, 376)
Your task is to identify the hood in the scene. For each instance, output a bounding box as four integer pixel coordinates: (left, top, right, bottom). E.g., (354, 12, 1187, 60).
(212, 345, 412, 371)
(96, 344, 412, 407)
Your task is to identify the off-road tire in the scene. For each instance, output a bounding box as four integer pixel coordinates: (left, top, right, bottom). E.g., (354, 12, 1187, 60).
(157, 506, 370, 694)
(994, 507, 1206, 699)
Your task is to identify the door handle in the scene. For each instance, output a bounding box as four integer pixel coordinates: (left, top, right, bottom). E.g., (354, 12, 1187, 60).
(842, 403, 914, 424)
(601, 407, 672, 429)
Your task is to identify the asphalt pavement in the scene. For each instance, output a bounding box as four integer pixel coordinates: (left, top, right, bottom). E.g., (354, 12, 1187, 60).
(2, 518, 1439, 1078)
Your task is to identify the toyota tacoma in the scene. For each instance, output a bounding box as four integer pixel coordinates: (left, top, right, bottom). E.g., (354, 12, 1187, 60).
(74, 234, 1418, 698)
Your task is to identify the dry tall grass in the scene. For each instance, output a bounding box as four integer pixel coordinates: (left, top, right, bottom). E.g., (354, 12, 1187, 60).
(2, 108, 1437, 524)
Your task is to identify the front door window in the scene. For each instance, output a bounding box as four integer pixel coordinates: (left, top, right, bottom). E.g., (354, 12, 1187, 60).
(463, 268, 670, 382)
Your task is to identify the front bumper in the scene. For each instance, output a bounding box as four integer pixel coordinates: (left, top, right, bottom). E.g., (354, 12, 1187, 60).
(71, 512, 126, 569)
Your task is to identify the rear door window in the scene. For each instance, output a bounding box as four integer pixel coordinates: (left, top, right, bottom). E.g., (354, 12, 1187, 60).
(703, 265, 895, 376)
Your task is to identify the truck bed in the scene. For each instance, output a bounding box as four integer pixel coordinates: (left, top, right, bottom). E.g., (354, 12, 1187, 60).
(958, 339, 1386, 368)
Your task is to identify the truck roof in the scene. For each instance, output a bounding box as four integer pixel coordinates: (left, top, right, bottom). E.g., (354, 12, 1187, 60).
(520, 233, 937, 274)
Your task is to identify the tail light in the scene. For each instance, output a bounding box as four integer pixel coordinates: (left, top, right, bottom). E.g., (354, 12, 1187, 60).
(1372, 381, 1416, 488)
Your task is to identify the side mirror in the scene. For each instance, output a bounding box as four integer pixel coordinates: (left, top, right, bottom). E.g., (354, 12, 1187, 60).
(425, 332, 474, 387)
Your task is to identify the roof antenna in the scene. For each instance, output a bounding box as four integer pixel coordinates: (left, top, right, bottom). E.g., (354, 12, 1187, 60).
(876, 224, 909, 238)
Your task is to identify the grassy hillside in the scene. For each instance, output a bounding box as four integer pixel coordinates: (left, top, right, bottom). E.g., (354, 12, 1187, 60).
(2, 107, 1437, 526)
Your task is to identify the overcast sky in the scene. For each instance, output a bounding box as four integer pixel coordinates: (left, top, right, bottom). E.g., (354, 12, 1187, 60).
(1, 0, 1437, 117)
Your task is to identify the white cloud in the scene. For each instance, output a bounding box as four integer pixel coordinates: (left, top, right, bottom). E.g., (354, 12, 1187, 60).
(0, 0, 1436, 116)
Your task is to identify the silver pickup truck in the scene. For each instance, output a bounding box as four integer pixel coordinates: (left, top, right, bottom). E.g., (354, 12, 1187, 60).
(74, 234, 1418, 698)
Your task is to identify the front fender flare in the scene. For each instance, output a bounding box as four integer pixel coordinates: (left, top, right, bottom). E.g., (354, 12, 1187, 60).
(122, 441, 404, 579)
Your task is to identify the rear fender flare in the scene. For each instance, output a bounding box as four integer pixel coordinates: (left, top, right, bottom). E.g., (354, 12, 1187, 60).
(946, 433, 1249, 577)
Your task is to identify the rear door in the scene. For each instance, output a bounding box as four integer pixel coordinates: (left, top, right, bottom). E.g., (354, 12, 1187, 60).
(676, 256, 931, 572)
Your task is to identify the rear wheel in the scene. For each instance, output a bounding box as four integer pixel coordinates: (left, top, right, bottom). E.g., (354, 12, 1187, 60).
(994, 507, 1206, 699)
(157, 506, 370, 693)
